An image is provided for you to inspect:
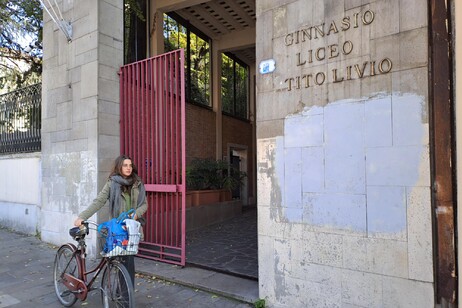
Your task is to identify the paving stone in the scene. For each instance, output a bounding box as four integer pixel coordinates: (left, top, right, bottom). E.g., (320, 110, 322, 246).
(0, 226, 255, 307)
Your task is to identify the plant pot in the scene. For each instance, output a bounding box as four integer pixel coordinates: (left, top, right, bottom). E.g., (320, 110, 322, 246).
(219, 189, 232, 202)
(186, 192, 193, 208)
(189, 190, 221, 206)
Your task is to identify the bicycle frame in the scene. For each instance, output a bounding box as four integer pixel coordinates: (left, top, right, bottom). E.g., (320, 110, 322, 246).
(59, 223, 109, 301)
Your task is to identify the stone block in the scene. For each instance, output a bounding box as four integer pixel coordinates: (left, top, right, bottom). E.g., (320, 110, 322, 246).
(345, 0, 363, 11)
(69, 66, 81, 84)
(70, 121, 88, 140)
(41, 118, 57, 134)
(285, 113, 324, 147)
(99, 43, 123, 70)
(284, 147, 302, 208)
(57, 101, 72, 131)
(74, 49, 98, 68)
(291, 261, 342, 289)
(391, 67, 428, 102)
(303, 193, 367, 232)
(51, 141, 66, 154)
(285, 276, 342, 307)
(407, 186, 433, 282)
(273, 6, 287, 38)
(382, 276, 434, 307)
(325, 101, 364, 150)
(325, 148, 365, 194)
(366, 145, 428, 187)
(74, 32, 98, 56)
(392, 94, 428, 146)
(342, 235, 368, 272)
(99, 64, 120, 83)
(256, 92, 273, 121)
(301, 231, 343, 267)
(99, 1, 123, 40)
(72, 0, 98, 35)
(360, 69, 393, 97)
(99, 135, 120, 158)
(51, 130, 70, 143)
(256, 11, 273, 61)
(257, 234, 274, 279)
(99, 99, 119, 116)
(256, 119, 284, 138)
(371, 0, 400, 39)
(258, 137, 285, 208)
(341, 269, 383, 307)
(399, 28, 428, 71)
(365, 96, 392, 147)
(81, 61, 98, 98)
(73, 97, 97, 122)
(324, 101, 365, 193)
(99, 78, 120, 103)
(370, 34, 400, 71)
(65, 139, 88, 153)
(367, 186, 407, 240)
(399, 0, 427, 32)
(366, 238, 408, 278)
(302, 146, 324, 193)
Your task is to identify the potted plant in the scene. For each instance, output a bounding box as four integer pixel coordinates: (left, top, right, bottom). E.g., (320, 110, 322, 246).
(186, 158, 246, 206)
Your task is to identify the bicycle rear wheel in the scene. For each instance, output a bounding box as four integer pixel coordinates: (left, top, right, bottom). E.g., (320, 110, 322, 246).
(53, 244, 79, 307)
(100, 260, 135, 308)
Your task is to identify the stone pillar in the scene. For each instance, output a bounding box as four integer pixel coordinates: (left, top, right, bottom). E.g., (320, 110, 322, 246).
(212, 45, 223, 159)
(41, 0, 123, 252)
(256, 0, 433, 306)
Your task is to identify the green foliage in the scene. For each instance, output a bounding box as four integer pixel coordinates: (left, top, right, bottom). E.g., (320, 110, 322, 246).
(221, 53, 248, 119)
(186, 158, 246, 191)
(124, 0, 147, 64)
(254, 298, 265, 308)
(163, 14, 211, 106)
(0, 0, 43, 92)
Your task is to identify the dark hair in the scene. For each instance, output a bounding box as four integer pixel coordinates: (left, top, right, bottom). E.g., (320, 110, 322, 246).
(109, 155, 139, 179)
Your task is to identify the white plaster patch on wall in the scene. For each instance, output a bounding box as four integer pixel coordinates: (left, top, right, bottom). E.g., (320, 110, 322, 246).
(277, 93, 428, 236)
(44, 151, 97, 214)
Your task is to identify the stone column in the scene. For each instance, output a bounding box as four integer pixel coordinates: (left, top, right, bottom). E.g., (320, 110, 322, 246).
(41, 0, 123, 253)
(256, 0, 433, 306)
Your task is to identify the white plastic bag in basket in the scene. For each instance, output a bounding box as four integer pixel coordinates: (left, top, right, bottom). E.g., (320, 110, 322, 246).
(124, 219, 141, 253)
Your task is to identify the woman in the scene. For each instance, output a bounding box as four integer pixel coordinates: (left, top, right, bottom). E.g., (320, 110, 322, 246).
(74, 155, 148, 286)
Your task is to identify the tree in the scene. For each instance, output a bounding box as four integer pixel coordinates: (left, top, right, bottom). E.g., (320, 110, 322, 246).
(0, 0, 42, 93)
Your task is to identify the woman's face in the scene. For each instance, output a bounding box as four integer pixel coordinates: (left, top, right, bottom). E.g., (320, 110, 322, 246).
(121, 159, 133, 178)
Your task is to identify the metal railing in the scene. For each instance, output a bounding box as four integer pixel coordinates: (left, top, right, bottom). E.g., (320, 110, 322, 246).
(0, 83, 41, 154)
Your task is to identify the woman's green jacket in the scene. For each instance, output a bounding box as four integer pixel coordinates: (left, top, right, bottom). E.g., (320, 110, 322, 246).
(78, 179, 148, 221)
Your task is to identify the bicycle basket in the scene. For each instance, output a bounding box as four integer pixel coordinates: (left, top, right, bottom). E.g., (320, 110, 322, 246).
(98, 232, 140, 257)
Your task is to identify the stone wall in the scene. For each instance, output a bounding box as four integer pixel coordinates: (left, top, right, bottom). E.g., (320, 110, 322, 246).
(0, 154, 41, 234)
(41, 0, 123, 251)
(256, 0, 433, 306)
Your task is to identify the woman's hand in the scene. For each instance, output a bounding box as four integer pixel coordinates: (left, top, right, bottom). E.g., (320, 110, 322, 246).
(74, 218, 84, 226)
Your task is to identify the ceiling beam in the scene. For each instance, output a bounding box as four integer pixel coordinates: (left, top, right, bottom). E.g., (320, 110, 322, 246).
(215, 27, 256, 51)
(154, 0, 212, 12)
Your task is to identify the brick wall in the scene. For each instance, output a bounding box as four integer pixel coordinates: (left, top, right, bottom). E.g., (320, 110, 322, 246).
(222, 115, 254, 198)
(186, 103, 216, 162)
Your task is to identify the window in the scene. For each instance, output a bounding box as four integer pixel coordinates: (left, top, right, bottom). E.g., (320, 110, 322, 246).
(164, 13, 211, 107)
(124, 0, 148, 64)
(221, 53, 249, 119)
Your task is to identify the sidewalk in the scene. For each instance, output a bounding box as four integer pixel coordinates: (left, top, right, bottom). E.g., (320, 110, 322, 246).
(0, 227, 257, 307)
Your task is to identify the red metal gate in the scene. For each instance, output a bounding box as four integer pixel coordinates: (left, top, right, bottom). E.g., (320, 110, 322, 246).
(119, 49, 186, 266)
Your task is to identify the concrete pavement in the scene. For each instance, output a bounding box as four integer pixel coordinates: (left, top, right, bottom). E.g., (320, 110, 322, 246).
(0, 227, 256, 307)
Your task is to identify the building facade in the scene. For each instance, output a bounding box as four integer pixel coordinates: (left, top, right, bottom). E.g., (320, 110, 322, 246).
(1, 0, 460, 306)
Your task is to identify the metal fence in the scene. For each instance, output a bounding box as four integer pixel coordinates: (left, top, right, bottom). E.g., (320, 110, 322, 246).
(0, 83, 41, 154)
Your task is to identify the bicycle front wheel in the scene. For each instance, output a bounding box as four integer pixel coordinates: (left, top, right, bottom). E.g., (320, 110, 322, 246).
(100, 260, 135, 308)
(53, 244, 79, 307)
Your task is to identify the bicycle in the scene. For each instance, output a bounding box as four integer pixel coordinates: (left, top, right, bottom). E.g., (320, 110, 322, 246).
(53, 220, 138, 307)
